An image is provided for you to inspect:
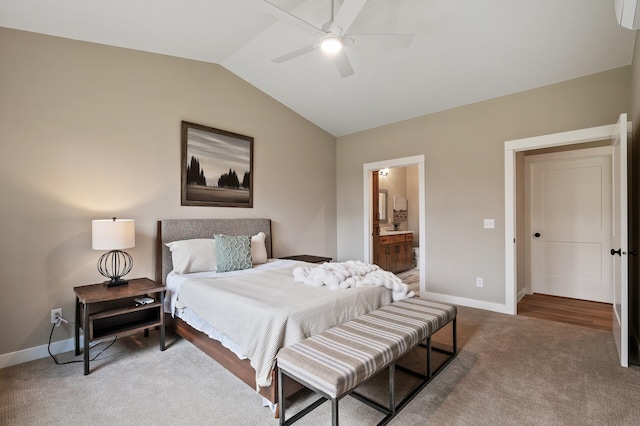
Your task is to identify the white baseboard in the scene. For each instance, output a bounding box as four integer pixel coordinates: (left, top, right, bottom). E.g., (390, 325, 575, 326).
(517, 288, 528, 302)
(420, 291, 513, 315)
(0, 336, 82, 370)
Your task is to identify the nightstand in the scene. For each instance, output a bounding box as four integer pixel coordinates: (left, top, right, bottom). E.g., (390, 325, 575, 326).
(73, 277, 165, 375)
(279, 255, 332, 264)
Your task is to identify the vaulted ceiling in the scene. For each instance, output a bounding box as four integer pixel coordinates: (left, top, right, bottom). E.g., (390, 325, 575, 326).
(0, 0, 636, 136)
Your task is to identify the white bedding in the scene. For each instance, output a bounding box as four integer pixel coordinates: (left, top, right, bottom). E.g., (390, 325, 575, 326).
(165, 259, 297, 315)
(165, 259, 394, 389)
(292, 259, 414, 300)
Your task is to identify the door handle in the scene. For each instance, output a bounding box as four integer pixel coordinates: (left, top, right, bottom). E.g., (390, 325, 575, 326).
(630, 250, 638, 256)
(534, 233, 541, 238)
(611, 248, 622, 256)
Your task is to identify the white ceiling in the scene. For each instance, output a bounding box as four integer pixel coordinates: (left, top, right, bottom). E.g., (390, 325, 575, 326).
(0, 0, 636, 136)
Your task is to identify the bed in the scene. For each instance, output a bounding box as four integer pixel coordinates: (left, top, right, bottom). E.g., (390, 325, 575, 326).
(155, 218, 401, 407)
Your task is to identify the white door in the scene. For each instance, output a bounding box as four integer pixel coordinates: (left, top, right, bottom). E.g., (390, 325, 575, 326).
(612, 113, 628, 368)
(527, 150, 612, 303)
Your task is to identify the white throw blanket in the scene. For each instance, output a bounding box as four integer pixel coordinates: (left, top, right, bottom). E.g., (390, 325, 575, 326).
(293, 260, 415, 301)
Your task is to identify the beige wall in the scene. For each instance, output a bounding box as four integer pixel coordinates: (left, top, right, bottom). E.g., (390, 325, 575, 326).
(336, 67, 631, 305)
(0, 28, 337, 357)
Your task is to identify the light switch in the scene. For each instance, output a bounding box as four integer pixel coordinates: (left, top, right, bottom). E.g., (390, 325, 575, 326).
(483, 219, 495, 229)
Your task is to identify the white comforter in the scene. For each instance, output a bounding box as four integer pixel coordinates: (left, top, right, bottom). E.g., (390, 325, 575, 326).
(292, 260, 415, 301)
(166, 260, 394, 389)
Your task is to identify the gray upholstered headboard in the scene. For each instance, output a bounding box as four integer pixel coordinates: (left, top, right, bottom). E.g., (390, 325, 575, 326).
(156, 218, 272, 286)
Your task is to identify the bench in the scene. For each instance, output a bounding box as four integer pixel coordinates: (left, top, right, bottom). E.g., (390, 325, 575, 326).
(277, 298, 457, 425)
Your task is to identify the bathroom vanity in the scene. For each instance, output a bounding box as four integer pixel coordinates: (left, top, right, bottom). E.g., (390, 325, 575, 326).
(376, 230, 414, 273)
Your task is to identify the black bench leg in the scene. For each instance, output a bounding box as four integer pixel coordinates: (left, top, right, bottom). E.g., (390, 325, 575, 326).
(332, 398, 338, 426)
(453, 318, 457, 353)
(389, 362, 396, 415)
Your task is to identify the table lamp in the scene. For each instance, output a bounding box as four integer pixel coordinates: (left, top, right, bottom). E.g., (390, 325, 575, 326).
(92, 218, 135, 287)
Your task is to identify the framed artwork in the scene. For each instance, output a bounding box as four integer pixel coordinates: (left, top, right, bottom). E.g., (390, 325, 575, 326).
(181, 121, 253, 207)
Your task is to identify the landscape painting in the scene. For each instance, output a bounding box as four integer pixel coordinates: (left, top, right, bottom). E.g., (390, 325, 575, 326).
(181, 121, 253, 207)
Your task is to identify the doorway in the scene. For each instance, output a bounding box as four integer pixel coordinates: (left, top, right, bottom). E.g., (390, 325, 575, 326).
(505, 114, 630, 367)
(505, 121, 629, 313)
(363, 155, 425, 293)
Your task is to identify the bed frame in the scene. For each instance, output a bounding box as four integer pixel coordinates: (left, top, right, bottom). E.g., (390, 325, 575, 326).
(155, 218, 302, 407)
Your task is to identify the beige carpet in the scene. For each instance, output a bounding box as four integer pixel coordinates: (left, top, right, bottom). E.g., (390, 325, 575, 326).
(2, 306, 640, 425)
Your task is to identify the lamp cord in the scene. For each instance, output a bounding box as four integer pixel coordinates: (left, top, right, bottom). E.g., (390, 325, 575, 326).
(48, 323, 117, 365)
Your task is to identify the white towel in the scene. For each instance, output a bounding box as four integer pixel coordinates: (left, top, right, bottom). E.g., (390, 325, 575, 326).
(393, 196, 407, 211)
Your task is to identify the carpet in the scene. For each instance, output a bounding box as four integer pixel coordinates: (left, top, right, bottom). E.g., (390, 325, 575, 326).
(2, 306, 640, 425)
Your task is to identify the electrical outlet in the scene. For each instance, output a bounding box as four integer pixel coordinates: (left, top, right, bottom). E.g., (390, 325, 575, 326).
(476, 277, 484, 288)
(51, 308, 62, 324)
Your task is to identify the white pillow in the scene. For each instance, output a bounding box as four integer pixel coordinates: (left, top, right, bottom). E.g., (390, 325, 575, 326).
(166, 238, 217, 274)
(251, 232, 268, 265)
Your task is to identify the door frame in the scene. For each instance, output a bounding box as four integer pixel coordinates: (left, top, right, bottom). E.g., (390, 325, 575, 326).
(505, 121, 631, 315)
(363, 155, 425, 291)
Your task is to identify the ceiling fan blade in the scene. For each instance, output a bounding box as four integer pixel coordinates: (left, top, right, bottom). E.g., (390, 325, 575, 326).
(320, 0, 340, 31)
(333, 49, 355, 78)
(262, 0, 326, 37)
(329, 0, 369, 34)
(272, 43, 319, 63)
(346, 33, 413, 48)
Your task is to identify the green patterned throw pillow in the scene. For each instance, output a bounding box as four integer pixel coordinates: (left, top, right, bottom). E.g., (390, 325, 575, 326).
(215, 234, 252, 273)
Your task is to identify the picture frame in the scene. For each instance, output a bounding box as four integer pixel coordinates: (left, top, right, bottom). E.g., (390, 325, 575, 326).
(181, 121, 253, 207)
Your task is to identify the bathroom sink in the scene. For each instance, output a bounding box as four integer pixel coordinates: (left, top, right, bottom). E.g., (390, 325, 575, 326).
(379, 230, 412, 235)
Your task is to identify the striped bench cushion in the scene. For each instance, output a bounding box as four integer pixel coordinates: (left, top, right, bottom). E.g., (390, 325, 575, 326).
(277, 298, 456, 399)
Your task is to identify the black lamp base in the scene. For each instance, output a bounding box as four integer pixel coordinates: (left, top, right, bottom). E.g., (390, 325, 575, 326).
(97, 249, 133, 287)
(104, 278, 129, 287)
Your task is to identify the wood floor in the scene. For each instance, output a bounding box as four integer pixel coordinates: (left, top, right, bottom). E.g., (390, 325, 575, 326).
(517, 293, 612, 331)
(396, 269, 612, 332)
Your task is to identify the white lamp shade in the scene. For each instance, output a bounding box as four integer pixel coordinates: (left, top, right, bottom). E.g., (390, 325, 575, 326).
(92, 219, 135, 250)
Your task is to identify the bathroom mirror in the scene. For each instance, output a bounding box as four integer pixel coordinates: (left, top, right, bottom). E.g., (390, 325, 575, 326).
(378, 189, 388, 223)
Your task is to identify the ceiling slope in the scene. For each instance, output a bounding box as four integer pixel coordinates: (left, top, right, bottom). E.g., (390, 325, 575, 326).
(0, 0, 635, 136)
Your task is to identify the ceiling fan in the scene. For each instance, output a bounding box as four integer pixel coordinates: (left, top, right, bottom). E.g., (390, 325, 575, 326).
(263, 0, 413, 78)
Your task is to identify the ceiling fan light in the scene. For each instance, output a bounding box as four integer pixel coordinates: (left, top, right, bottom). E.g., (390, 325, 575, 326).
(321, 36, 342, 54)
